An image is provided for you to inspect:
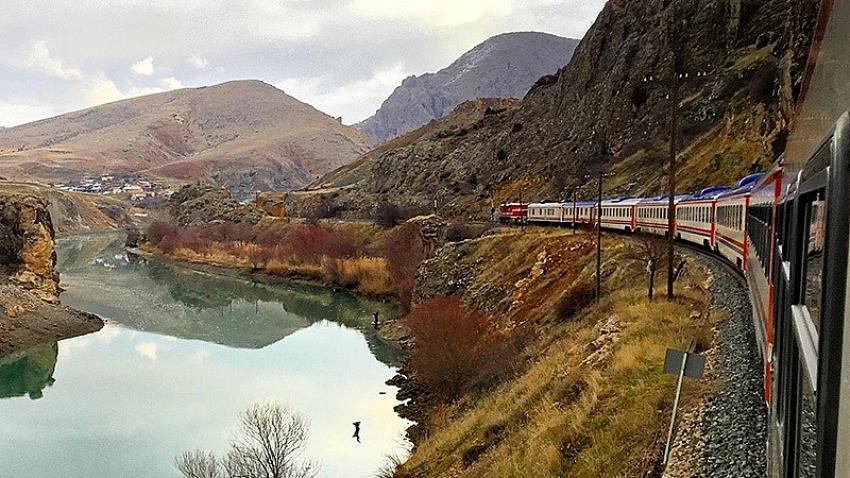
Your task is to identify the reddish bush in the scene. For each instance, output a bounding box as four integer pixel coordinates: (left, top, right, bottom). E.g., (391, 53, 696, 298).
(405, 296, 512, 400)
(246, 244, 273, 270)
(178, 226, 207, 252)
(147, 221, 175, 245)
(158, 232, 181, 253)
(383, 223, 425, 310)
(279, 225, 358, 261)
(254, 225, 284, 246)
(220, 221, 254, 245)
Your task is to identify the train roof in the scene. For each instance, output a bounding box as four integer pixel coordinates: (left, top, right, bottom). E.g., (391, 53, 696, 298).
(679, 185, 731, 202)
(636, 194, 688, 205)
(716, 172, 765, 199)
(601, 197, 643, 206)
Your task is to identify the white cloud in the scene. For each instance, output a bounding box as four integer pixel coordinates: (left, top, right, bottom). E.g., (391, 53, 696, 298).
(26, 40, 82, 80)
(83, 74, 126, 106)
(277, 63, 408, 124)
(351, 0, 513, 27)
(189, 55, 209, 69)
(0, 101, 58, 127)
(130, 56, 155, 76)
(0, 1, 606, 125)
(135, 342, 158, 360)
(161, 77, 184, 89)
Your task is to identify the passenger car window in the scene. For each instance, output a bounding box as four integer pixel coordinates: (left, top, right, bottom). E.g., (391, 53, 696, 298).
(803, 194, 826, 332)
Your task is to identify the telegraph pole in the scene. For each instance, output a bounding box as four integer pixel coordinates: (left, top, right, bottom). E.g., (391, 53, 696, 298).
(596, 171, 603, 304)
(573, 187, 578, 235)
(666, 73, 679, 301)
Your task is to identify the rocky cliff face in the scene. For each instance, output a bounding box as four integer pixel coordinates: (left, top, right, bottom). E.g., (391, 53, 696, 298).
(308, 0, 821, 220)
(356, 32, 578, 142)
(168, 183, 265, 228)
(0, 194, 59, 302)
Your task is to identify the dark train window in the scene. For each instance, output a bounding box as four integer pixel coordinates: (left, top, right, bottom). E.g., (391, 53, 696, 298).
(803, 193, 826, 332)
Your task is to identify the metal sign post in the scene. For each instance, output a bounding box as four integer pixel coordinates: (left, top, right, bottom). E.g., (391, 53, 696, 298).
(662, 348, 705, 465)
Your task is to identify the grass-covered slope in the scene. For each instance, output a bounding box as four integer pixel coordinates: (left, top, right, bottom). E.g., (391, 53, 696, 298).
(397, 229, 722, 477)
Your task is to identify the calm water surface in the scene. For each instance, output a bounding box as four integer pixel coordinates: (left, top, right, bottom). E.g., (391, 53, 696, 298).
(0, 234, 411, 478)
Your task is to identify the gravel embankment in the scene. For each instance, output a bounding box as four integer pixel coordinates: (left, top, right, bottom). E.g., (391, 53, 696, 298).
(664, 250, 767, 478)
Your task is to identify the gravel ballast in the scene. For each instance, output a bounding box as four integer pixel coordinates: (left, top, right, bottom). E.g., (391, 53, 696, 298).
(664, 250, 767, 478)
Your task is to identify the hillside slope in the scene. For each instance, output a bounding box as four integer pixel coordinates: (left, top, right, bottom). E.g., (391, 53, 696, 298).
(356, 32, 578, 142)
(0, 81, 373, 193)
(306, 0, 821, 220)
(0, 181, 132, 235)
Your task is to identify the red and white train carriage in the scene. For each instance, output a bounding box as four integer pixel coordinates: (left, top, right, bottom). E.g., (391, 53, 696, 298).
(675, 186, 729, 249)
(598, 197, 641, 232)
(714, 174, 762, 270)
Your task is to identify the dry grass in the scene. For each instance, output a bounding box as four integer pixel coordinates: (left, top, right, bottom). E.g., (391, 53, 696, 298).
(394, 229, 721, 478)
(147, 220, 396, 297)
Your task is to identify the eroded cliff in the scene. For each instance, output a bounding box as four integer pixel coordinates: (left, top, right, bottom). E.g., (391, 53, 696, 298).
(1, 194, 59, 301)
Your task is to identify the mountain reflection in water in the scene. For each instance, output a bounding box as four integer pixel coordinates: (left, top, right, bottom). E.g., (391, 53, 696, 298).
(58, 234, 402, 364)
(0, 234, 411, 478)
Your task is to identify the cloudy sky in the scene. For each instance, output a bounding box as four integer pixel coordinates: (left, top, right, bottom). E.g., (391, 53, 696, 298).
(0, 0, 606, 128)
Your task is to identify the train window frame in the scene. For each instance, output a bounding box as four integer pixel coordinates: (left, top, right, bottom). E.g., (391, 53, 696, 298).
(778, 113, 850, 478)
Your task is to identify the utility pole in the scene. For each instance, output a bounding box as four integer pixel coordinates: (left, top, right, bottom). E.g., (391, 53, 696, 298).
(666, 72, 679, 301)
(573, 187, 578, 235)
(596, 171, 603, 304)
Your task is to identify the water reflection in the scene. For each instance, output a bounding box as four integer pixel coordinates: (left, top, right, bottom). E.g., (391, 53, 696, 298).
(57, 234, 401, 364)
(0, 342, 58, 400)
(0, 234, 411, 478)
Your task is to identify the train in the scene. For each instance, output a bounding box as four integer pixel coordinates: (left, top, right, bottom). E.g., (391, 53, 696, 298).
(497, 3, 850, 475)
(499, 125, 848, 478)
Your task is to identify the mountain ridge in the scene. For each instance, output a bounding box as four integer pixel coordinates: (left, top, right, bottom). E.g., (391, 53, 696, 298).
(299, 0, 821, 221)
(356, 32, 578, 142)
(0, 80, 374, 194)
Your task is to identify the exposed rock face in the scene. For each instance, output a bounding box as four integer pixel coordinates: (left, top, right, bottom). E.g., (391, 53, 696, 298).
(309, 0, 822, 220)
(357, 32, 578, 142)
(0, 194, 59, 301)
(168, 183, 265, 227)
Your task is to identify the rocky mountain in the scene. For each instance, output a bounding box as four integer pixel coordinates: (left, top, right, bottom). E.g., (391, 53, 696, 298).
(0, 80, 374, 193)
(356, 32, 578, 142)
(303, 0, 821, 220)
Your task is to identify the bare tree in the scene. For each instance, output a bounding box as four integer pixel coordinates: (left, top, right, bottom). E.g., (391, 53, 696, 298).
(176, 403, 316, 478)
(176, 451, 223, 478)
(630, 237, 667, 301)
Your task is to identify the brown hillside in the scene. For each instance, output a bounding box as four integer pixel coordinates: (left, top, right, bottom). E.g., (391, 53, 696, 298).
(0, 80, 374, 194)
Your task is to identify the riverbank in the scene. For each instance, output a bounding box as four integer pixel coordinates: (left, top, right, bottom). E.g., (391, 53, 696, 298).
(0, 282, 103, 356)
(130, 246, 395, 300)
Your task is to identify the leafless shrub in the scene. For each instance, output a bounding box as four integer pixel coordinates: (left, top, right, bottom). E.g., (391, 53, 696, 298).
(628, 237, 668, 300)
(176, 402, 315, 478)
(175, 450, 223, 478)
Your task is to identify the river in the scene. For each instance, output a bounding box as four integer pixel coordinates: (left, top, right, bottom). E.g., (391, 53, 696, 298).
(0, 234, 412, 478)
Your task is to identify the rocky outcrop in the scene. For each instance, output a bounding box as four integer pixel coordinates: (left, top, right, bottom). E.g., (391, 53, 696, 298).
(310, 0, 822, 220)
(0, 194, 59, 302)
(357, 32, 578, 142)
(168, 183, 265, 227)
